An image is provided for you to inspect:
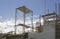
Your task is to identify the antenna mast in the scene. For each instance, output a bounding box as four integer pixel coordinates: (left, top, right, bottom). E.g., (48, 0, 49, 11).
(44, 0, 46, 14)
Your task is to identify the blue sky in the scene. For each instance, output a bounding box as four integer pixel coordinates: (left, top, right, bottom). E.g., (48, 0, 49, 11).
(0, 0, 60, 33)
(0, 0, 60, 21)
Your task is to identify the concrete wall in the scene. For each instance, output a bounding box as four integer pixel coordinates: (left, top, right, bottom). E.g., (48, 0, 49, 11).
(28, 22, 55, 39)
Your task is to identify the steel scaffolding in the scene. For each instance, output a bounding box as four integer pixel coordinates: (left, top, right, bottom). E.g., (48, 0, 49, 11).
(15, 6, 33, 35)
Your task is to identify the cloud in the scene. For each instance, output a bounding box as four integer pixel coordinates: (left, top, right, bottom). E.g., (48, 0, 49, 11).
(0, 19, 27, 33)
(0, 16, 2, 18)
(0, 14, 44, 33)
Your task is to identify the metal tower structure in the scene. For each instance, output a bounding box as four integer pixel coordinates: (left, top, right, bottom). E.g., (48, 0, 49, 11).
(15, 6, 33, 35)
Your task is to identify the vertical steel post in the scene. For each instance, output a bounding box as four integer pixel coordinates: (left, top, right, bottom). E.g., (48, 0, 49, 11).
(15, 8, 17, 35)
(58, 3, 60, 19)
(23, 13, 25, 33)
(55, 13, 57, 39)
(44, 0, 46, 14)
(55, 3, 57, 14)
(31, 12, 33, 32)
(39, 15, 41, 26)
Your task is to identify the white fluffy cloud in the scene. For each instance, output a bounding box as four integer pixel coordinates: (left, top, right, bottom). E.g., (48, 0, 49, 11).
(0, 18, 32, 33)
(0, 16, 3, 19)
(0, 15, 44, 33)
